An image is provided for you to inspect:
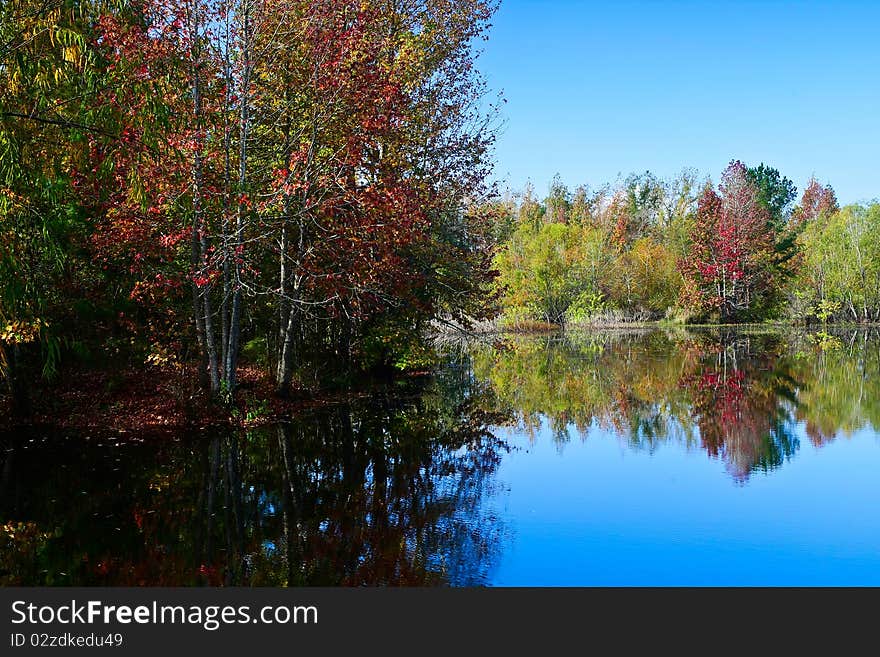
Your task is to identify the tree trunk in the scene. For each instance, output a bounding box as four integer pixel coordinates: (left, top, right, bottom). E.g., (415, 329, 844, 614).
(220, 39, 232, 381)
(276, 304, 299, 397)
(190, 1, 219, 395)
(221, 0, 252, 394)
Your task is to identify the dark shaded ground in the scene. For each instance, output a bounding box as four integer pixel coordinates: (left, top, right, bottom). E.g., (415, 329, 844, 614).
(0, 363, 418, 437)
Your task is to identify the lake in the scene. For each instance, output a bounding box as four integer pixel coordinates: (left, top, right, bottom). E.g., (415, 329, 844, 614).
(2, 328, 880, 586)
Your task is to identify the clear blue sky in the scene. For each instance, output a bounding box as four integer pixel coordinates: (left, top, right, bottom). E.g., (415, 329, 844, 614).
(479, 0, 880, 204)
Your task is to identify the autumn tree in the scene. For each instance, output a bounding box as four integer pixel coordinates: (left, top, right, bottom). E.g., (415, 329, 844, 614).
(494, 222, 614, 325)
(81, 0, 239, 395)
(610, 237, 681, 316)
(569, 185, 590, 225)
(245, 0, 501, 392)
(0, 0, 118, 413)
(56, 0, 502, 399)
(517, 181, 545, 230)
(611, 171, 664, 245)
(679, 161, 777, 322)
(793, 177, 839, 224)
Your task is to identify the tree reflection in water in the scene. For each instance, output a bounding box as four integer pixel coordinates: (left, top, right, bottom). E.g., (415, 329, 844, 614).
(679, 331, 800, 480)
(473, 328, 880, 482)
(0, 374, 509, 586)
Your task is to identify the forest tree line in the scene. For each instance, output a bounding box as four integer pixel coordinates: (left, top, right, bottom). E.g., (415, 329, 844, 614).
(1, 0, 500, 414)
(490, 162, 880, 327)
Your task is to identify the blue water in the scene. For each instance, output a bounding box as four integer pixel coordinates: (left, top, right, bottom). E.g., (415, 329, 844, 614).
(487, 422, 880, 585)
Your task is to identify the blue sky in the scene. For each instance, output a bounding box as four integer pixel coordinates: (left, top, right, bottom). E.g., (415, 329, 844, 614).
(478, 0, 880, 204)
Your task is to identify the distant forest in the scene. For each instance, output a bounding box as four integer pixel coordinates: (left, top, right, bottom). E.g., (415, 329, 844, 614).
(489, 162, 879, 327)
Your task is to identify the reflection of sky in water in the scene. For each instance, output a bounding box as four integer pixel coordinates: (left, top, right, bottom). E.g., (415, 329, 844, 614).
(486, 419, 880, 585)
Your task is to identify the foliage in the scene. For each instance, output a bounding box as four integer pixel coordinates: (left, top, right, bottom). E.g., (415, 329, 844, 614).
(793, 177, 839, 224)
(488, 161, 880, 329)
(0, 0, 501, 411)
(490, 168, 701, 326)
(678, 162, 778, 322)
(793, 203, 880, 323)
(494, 222, 614, 325)
(746, 163, 797, 226)
(610, 237, 681, 315)
(0, 0, 121, 410)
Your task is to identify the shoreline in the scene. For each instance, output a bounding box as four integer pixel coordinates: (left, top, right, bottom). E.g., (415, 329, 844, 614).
(0, 363, 431, 438)
(4, 322, 879, 438)
(436, 319, 880, 337)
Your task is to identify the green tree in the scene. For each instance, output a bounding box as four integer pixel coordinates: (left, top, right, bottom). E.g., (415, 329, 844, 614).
(494, 222, 613, 325)
(746, 163, 797, 226)
(545, 173, 571, 224)
(795, 204, 880, 323)
(611, 238, 682, 316)
(0, 0, 113, 413)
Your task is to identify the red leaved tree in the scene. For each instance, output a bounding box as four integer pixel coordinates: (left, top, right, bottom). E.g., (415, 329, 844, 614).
(793, 177, 839, 224)
(679, 161, 776, 322)
(78, 0, 499, 398)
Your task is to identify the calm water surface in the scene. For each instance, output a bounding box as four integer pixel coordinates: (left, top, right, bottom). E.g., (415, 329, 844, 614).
(2, 329, 880, 585)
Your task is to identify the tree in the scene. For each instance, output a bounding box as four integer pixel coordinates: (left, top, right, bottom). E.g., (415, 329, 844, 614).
(746, 163, 796, 226)
(517, 182, 545, 230)
(494, 222, 613, 325)
(259, 0, 500, 392)
(745, 163, 800, 296)
(545, 174, 570, 224)
(83, 0, 239, 395)
(52, 0, 501, 401)
(611, 237, 681, 316)
(793, 177, 839, 224)
(611, 171, 664, 245)
(795, 204, 880, 323)
(0, 0, 114, 413)
(679, 161, 777, 322)
(658, 168, 700, 259)
(570, 184, 591, 225)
